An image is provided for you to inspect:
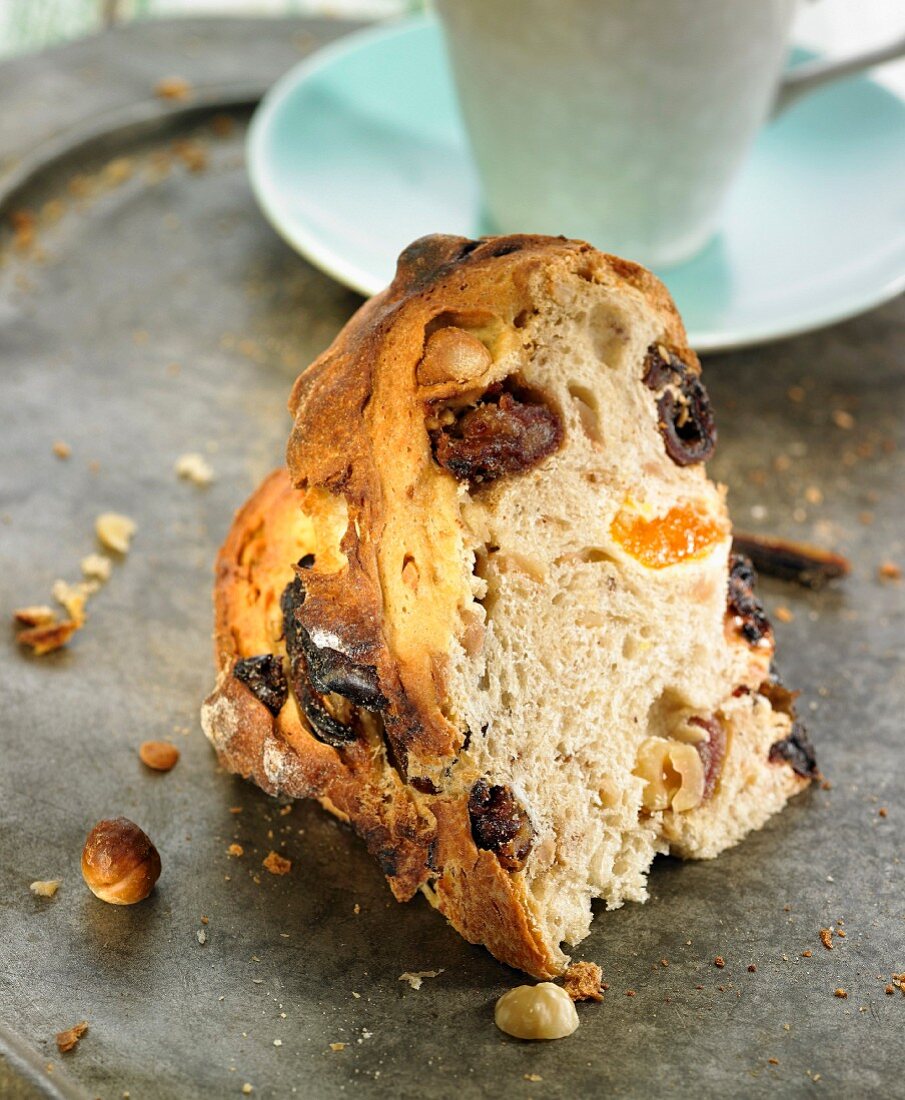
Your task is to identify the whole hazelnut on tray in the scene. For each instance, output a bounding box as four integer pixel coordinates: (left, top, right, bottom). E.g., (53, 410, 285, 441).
(81, 817, 161, 905)
(494, 982, 579, 1040)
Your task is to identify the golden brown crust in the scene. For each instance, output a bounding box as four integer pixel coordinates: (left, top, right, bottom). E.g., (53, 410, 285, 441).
(203, 235, 733, 977)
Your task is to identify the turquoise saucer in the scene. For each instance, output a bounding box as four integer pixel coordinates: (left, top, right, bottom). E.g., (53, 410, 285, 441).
(248, 15, 905, 352)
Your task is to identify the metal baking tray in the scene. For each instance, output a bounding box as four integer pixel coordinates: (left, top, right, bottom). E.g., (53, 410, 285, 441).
(1, 17, 902, 1099)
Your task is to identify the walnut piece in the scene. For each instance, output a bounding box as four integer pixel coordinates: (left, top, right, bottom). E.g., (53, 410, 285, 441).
(494, 983, 579, 1040)
(634, 737, 705, 813)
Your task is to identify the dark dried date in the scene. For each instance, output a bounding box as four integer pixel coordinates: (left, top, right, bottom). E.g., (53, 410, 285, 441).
(232, 654, 288, 716)
(758, 668, 798, 719)
(688, 715, 726, 801)
(280, 577, 357, 747)
(727, 552, 772, 647)
(467, 779, 534, 872)
(431, 381, 563, 487)
(769, 724, 818, 779)
(731, 532, 850, 590)
(643, 343, 716, 466)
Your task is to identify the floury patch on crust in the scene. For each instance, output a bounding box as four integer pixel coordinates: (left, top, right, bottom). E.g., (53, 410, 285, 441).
(202, 235, 816, 977)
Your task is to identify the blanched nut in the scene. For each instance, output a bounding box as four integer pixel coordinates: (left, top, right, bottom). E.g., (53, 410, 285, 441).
(81, 818, 161, 905)
(417, 326, 493, 388)
(494, 983, 579, 1040)
(634, 737, 705, 813)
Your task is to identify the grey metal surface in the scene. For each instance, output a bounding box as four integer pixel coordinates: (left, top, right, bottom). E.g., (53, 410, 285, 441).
(0, 16, 903, 1100)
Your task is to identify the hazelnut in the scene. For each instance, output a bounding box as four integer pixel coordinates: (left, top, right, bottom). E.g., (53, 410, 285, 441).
(494, 983, 579, 1040)
(634, 737, 705, 813)
(81, 818, 161, 905)
(138, 740, 180, 772)
(417, 326, 493, 388)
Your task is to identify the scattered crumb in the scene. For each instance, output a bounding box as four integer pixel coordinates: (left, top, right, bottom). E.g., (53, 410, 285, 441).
(353, 903, 360, 915)
(10, 208, 36, 250)
(279, 804, 293, 816)
(52, 441, 71, 459)
(51, 579, 92, 626)
(802, 950, 813, 958)
(95, 512, 136, 554)
(138, 740, 180, 772)
(196, 930, 207, 945)
(787, 385, 805, 403)
(878, 561, 902, 582)
(714, 956, 726, 969)
(227, 844, 244, 858)
(229, 807, 243, 814)
(329, 1043, 346, 1052)
(768, 1058, 779, 1066)
(55, 1021, 88, 1054)
(173, 139, 208, 173)
(886, 985, 895, 995)
(30, 879, 61, 898)
(747, 964, 757, 973)
(836, 929, 846, 939)
(263, 851, 291, 876)
(273, 1039, 282, 1047)
(831, 409, 854, 430)
(398, 969, 444, 991)
(175, 452, 214, 486)
(563, 961, 604, 1002)
(773, 606, 794, 624)
(660, 959, 669, 968)
(242, 1085, 253, 1095)
(804, 486, 823, 505)
(201, 915, 209, 925)
(879, 807, 888, 818)
(820, 779, 833, 791)
(81, 554, 112, 583)
(13, 605, 57, 628)
(210, 114, 235, 138)
(834, 988, 847, 999)
(16, 618, 79, 655)
(155, 76, 192, 100)
(524, 1074, 543, 1082)
(625, 989, 636, 997)
(819, 929, 834, 951)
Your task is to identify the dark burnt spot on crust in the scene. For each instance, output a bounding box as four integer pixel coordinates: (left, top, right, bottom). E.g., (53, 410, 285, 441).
(769, 723, 818, 779)
(232, 654, 288, 716)
(727, 553, 772, 647)
(643, 343, 716, 466)
(688, 715, 726, 801)
(429, 378, 564, 488)
(467, 779, 535, 872)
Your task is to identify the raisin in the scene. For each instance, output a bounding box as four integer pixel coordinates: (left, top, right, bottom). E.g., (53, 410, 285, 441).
(727, 553, 772, 647)
(642, 343, 716, 466)
(430, 380, 563, 487)
(769, 724, 818, 779)
(232, 654, 288, 716)
(467, 779, 534, 872)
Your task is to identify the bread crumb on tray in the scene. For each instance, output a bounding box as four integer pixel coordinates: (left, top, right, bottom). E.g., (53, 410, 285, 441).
(398, 969, 444, 991)
(563, 961, 604, 1002)
(30, 879, 61, 898)
(55, 1021, 88, 1053)
(262, 851, 291, 875)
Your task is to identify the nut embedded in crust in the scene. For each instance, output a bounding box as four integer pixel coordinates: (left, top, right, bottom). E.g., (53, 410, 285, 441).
(81, 817, 161, 905)
(138, 740, 180, 772)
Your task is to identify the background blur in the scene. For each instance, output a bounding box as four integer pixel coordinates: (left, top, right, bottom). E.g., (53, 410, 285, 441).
(0, 0, 903, 102)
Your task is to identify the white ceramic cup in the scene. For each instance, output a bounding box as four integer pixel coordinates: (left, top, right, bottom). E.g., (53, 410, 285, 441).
(435, 0, 905, 268)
